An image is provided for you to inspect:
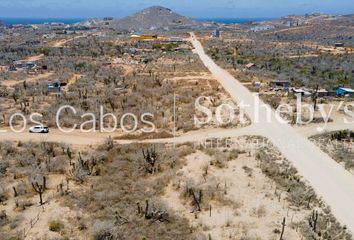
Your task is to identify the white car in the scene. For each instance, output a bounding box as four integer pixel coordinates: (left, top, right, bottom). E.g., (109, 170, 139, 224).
(29, 125, 49, 133)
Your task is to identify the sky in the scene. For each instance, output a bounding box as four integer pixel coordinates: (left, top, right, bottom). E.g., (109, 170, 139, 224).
(0, 0, 354, 18)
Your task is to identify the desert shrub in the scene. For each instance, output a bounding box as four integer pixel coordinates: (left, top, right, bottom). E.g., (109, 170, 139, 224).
(255, 142, 352, 239)
(15, 152, 36, 167)
(15, 199, 33, 211)
(91, 220, 122, 240)
(0, 210, 7, 226)
(227, 149, 239, 160)
(46, 155, 67, 174)
(0, 141, 16, 158)
(256, 148, 315, 207)
(300, 210, 352, 240)
(0, 160, 9, 174)
(0, 185, 8, 203)
(210, 153, 228, 168)
(62, 143, 201, 240)
(49, 220, 64, 232)
(13, 181, 29, 197)
(242, 165, 253, 177)
(261, 95, 281, 109)
(331, 130, 354, 141)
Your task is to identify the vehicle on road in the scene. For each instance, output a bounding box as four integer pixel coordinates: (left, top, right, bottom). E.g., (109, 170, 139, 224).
(29, 125, 49, 133)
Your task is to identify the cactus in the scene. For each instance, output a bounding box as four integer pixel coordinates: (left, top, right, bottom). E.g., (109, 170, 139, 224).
(280, 217, 286, 240)
(32, 176, 46, 205)
(142, 146, 159, 174)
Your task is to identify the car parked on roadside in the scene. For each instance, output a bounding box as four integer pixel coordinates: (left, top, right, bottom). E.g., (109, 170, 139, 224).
(29, 125, 49, 133)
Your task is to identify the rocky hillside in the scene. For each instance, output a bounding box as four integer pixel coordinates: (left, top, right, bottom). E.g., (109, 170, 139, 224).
(110, 6, 201, 31)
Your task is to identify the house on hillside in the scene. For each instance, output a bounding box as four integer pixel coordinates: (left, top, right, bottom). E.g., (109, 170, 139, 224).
(211, 29, 220, 38)
(47, 82, 61, 93)
(292, 88, 311, 97)
(14, 61, 37, 69)
(130, 34, 158, 41)
(245, 63, 258, 71)
(42, 33, 56, 39)
(249, 25, 275, 32)
(269, 80, 290, 91)
(336, 88, 354, 97)
(317, 89, 331, 97)
(165, 37, 185, 43)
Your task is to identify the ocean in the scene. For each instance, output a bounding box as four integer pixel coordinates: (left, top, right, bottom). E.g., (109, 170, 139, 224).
(0, 17, 270, 26)
(0, 18, 85, 25)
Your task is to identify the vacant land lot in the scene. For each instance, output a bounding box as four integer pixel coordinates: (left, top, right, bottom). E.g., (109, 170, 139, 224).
(0, 137, 351, 239)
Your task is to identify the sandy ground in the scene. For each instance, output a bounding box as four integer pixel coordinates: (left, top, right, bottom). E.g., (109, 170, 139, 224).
(162, 151, 305, 239)
(189, 32, 354, 234)
(26, 54, 45, 62)
(287, 53, 319, 59)
(2, 174, 85, 239)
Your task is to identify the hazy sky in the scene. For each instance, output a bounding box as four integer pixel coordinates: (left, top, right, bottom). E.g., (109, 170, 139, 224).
(1, 0, 354, 18)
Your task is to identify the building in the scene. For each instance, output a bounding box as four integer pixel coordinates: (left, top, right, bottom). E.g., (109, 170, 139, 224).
(42, 33, 56, 39)
(165, 37, 185, 43)
(292, 88, 312, 97)
(317, 89, 329, 97)
(249, 25, 275, 32)
(269, 80, 290, 90)
(130, 34, 158, 41)
(336, 88, 354, 97)
(47, 82, 61, 93)
(245, 63, 258, 71)
(47, 82, 66, 93)
(284, 20, 299, 27)
(14, 61, 37, 69)
(211, 29, 220, 38)
(335, 43, 344, 48)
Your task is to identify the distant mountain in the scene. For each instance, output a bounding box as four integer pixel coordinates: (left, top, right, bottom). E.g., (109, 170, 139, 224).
(110, 6, 201, 31)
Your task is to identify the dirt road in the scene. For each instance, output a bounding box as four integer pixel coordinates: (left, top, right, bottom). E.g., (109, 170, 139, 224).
(0, 128, 109, 145)
(189, 32, 354, 234)
(51, 36, 83, 48)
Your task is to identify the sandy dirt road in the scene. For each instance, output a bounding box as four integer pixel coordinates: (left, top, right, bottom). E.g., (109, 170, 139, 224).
(26, 54, 45, 61)
(0, 128, 109, 145)
(0, 120, 352, 146)
(51, 36, 83, 48)
(189, 32, 354, 234)
(0, 125, 260, 146)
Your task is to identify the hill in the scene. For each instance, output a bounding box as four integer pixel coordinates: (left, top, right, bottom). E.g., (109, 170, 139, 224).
(110, 6, 201, 31)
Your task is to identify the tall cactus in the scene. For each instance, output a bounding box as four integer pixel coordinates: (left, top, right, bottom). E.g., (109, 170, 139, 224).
(142, 145, 158, 174)
(32, 176, 46, 205)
